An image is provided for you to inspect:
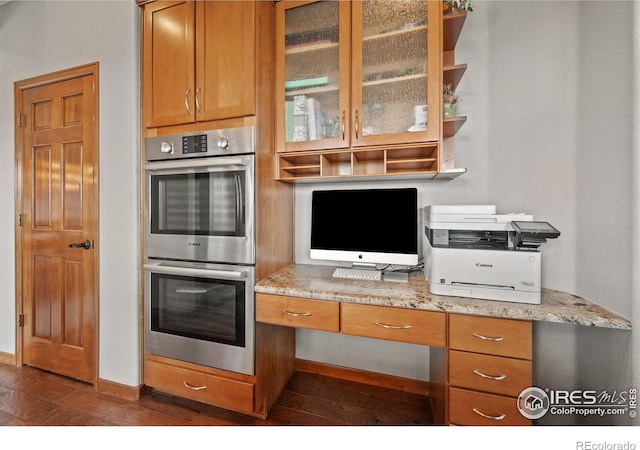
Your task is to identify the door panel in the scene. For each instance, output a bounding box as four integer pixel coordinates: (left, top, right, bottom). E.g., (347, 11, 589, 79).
(196, 0, 255, 121)
(143, 0, 195, 127)
(19, 71, 97, 384)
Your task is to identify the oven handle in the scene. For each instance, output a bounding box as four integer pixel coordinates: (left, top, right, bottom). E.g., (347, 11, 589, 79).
(144, 157, 247, 172)
(234, 173, 245, 226)
(144, 264, 247, 280)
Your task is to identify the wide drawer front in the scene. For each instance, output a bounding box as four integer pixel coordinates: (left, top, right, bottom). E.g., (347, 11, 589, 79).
(449, 314, 532, 359)
(449, 350, 532, 397)
(145, 360, 254, 415)
(255, 293, 340, 332)
(340, 303, 446, 346)
(449, 387, 531, 426)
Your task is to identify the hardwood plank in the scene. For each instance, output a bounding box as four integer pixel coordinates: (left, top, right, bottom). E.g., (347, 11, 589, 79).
(275, 371, 432, 425)
(265, 404, 348, 426)
(287, 371, 432, 416)
(0, 390, 60, 423)
(55, 390, 191, 426)
(0, 363, 434, 426)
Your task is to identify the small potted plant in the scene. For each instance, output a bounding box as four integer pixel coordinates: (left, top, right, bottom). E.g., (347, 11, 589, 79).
(444, 0, 474, 14)
(443, 84, 461, 117)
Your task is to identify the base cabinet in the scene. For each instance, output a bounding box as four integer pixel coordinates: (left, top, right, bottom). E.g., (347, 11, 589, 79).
(446, 314, 533, 426)
(144, 356, 255, 416)
(256, 293, 534, 425)
(449, 387, 531, 426)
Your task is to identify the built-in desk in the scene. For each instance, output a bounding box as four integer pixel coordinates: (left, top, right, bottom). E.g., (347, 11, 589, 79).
(254, 264, 631, 425)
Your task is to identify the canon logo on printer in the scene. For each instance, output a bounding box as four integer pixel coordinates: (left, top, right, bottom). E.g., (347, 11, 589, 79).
(476, 263, 493, 268)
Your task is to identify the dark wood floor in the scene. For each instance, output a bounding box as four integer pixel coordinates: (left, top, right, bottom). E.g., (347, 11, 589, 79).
(0, 363, 433, 426)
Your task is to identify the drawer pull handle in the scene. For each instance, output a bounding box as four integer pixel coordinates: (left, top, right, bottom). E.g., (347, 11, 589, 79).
(472, 369, 507, 381)
(472, 408, 506, 421)
(282, 309, 312, 317)
(182, 381, 207, 391)
(472, 332, 505, 342)
(373, 321, 412, 330)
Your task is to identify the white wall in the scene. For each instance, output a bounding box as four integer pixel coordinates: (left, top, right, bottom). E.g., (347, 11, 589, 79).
(0, 1, 140, 387)
(293, 1, 639, 420)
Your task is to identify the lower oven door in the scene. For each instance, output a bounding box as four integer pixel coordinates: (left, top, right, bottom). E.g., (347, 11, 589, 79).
(144, 259, 255, 375)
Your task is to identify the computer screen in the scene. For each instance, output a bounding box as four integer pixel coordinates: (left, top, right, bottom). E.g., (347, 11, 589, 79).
(310, 187, 419, 266)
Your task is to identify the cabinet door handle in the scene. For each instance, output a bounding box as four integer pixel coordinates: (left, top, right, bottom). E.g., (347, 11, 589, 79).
(373, 321, 412, 330)
(354, 109, 359, 140)
(185, 89, 192, 116)
(282, 309, 312, 317)
(472, 332, 505, 342)
(472, 369, 507, 381)
(341, 110, 346, 140)
(182, 381, 207, 391)
(472, 408, 506, 421)
(195, 86, 202, 114)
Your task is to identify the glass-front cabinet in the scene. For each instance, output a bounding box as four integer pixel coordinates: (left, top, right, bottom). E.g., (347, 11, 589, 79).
(275, 0, 441, 154)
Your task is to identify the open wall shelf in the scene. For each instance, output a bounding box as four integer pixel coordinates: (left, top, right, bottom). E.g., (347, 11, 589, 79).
(278, 143, 441, 182)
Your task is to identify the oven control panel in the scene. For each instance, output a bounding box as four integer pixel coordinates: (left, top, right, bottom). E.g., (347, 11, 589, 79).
(182, 134, 207, 154)
(144, 126, 255, 162)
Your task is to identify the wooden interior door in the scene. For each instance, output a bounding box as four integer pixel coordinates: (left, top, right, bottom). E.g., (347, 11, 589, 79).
(17, 66, 98, 384)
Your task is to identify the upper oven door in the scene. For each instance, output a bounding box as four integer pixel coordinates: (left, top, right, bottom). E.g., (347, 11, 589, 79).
(145, 154, 255, 264)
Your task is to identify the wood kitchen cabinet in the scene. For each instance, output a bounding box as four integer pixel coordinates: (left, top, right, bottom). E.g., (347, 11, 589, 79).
(446, 314, 533, 425)
(255, 291, 533, 425)
(275, 0, 442, 176)
(138, 0, 296, 419)
(141, 0, 255, 128)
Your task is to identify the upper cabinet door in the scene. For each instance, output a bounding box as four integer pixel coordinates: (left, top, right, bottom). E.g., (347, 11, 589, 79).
(276, 0, 351, 152)
(143, 1, 196, 128)
(195, 1, 256, 122)
(351, 0, 440, 146)
(275, 0, 441, 153)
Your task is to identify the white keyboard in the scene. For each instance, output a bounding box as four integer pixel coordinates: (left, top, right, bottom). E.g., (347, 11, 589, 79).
(332, 267, 382, 281)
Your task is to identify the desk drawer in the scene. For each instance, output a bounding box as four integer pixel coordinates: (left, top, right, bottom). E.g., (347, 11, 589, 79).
(449, 387, 531, 426)
(449, 350, 532, 397)
(449, 314, 532, 359)
(145, 359, 254, 415)
(256, 293, 340, 332)
(341, 303, 446, 346)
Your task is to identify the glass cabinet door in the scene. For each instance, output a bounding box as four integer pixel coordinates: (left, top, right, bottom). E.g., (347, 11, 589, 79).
(276, 0, 440, 153)
(276, 1, 351, 152)
(351, 0, 440, 146)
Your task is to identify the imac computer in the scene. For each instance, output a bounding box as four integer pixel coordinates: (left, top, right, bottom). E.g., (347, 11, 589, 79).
(310, 187, 418, 282)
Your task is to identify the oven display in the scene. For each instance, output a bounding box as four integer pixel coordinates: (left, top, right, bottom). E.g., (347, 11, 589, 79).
(182, 134, 207, 154)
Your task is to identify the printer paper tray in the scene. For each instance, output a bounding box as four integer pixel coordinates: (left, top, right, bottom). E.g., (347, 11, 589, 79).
(451, 281, 515, 291)
(429, 281, 541, 304)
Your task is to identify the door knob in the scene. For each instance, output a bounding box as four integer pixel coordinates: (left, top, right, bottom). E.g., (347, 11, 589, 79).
(68, 240, 92, 250)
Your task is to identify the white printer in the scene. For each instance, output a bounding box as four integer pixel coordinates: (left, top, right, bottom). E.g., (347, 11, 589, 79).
(424, 205, 560, 305)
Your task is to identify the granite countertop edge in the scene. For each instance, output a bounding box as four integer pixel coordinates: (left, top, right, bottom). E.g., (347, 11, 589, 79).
(255, 264, 632, 331)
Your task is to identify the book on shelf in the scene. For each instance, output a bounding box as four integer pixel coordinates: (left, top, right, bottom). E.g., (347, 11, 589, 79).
(285, 95, 326, 143)
(306, 97, 317, 140)
(285, 76, 329, 90)
(286, 39, 332, 50)
(285, 100, 294, 143)
(292, 95, 308, 142)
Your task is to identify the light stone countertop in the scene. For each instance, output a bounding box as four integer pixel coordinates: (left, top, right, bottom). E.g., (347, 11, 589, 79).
(254, 264, 632, 330)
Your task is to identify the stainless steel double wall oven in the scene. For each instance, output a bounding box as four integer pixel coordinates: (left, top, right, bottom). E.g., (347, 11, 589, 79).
(144, 126, 256, 375)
